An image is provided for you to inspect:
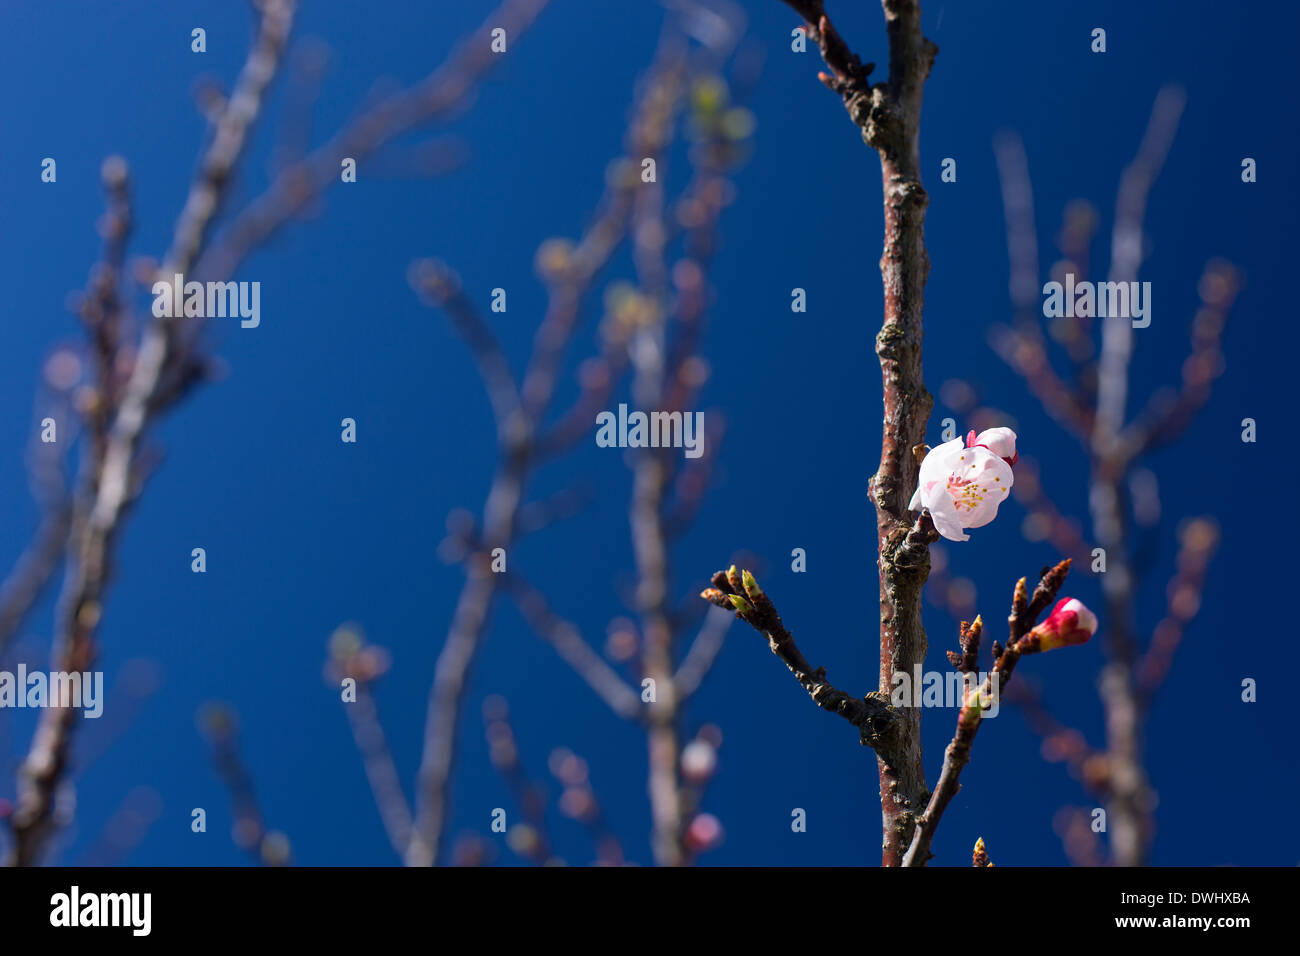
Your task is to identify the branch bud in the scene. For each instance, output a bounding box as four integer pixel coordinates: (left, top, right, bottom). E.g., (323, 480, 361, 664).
(725, 564, 745, 595)
(700, 588, 732, 609)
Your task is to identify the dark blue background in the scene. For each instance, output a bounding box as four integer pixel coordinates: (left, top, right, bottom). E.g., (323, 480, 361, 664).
(0, 0, 1289, 865)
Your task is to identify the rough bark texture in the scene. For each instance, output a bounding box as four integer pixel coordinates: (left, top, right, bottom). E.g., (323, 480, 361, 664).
(703, 569, 902, 751)
(862, 0, 938, 868)
(780, 0, 937, 866)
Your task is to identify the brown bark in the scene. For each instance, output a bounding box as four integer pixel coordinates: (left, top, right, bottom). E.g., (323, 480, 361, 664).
(703, 570, 901, 749)
(863, 0, 938, 868)
(778, 0, 937, 865)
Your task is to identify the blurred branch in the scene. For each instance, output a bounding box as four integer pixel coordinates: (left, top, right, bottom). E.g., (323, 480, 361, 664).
(0, 493, 72, 664)
(1003, 680, 1109, 796)
(662, 414, 724, 540)
(994, 131, 1040, 320)
(406, 6, 752, 867)
(1093, 84, 1185, 460)
(0, 183, 121, 662)
(68, 658, 162, 777)
(404, 44, 685, 867)
(269, 37, 330, 175)
(672, 606, 733, 701)
(483, 696, 555, 865)
(326, 627, 412, 859)
(76, 786, 162, 867)
(3, 0, 551, 866)
(995, 83, 1233, 867)
(626, 47, 748, 864)
(409, 258, 521, 433)
(195, 0, 551, 282)
(548, 746, 625, 865)
(5, 0, 297, 867)
(515, 484, 591, 536)
(199, 703, 293, 866)
(1010, 457, 1093, 562)
(1136, 517, 1219, 702)
(501, 575, 642, 721)
(991, 132, 1093, 439)
(534, 346, 629, 460)
(1054, 806, 1107, 867)
(988, 323, 1095, 439)
(1116, 262, 1239, 461)
(923, 544, 978, 623)
(1089, 86, 1185, 869)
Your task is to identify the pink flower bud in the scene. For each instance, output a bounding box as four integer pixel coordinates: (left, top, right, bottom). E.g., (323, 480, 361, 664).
(684, 813, 724, 853)
(968, 426, 1018, 466)
(1032, 597, 1097, 651)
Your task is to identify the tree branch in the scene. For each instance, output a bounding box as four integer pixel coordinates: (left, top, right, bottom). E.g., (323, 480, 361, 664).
(483, 696, 556, 865)
(1089, 86, 1185, 867)
(326, 628, 413, 859)
(781, 0, 939, 868)
(501, 574, 642, 721)
(409, 258, 522, 436)
(902, 559, 1071, 867)
(6, 0, 297, 866)
(702, 568, 902, 752)
(404, 46, 684, 866)
(194, 0, 551, 283)
(672, 606, 733, 701)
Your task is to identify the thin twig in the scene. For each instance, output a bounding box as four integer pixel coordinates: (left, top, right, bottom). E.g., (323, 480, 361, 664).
(332, 649, 414, 858)
(194, 0, 551, 283)
(902, 560, 1071, 867)
(483, 696, 555, 865)
(703, 568, 901, 748)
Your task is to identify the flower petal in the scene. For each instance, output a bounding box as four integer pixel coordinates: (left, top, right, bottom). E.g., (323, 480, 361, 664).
(974, 427, 1017, 460)
(950, 451, 1014, 529)
(918, 437, 966, 491)
(928, 488, 970, 541)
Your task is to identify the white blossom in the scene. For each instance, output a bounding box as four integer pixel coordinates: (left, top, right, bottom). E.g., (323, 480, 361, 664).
(908, 428, 1018, 542)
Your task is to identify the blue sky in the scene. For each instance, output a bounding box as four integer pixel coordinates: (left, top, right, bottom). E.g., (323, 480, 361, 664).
(0, 0, 1292, 866)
